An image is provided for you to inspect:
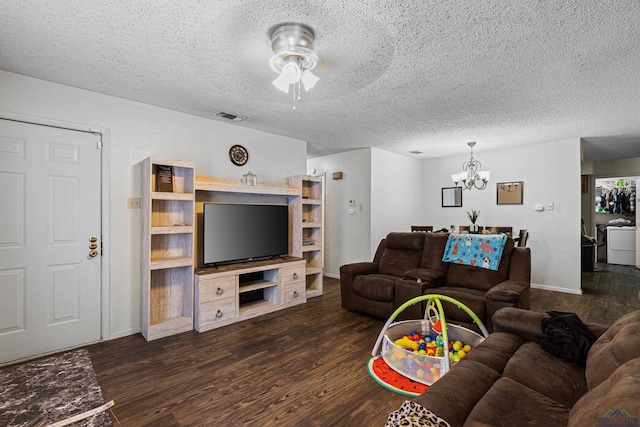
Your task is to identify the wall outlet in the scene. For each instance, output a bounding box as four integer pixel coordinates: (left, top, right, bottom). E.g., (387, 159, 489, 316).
(128, 198, 141, 209)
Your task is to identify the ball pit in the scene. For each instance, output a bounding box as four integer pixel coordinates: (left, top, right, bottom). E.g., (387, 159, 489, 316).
(381, 319, 484, 385)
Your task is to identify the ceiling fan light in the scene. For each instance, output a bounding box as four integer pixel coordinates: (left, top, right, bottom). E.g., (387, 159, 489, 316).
(272, 72, 291, 93)
(281, 61, 301, 84)
(300, 69, 319, 91)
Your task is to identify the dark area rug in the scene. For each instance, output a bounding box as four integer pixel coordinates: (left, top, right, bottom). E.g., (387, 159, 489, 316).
(0, 348, 112, 427)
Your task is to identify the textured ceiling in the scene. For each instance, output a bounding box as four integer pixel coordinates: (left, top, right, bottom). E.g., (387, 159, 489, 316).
(2, 1, 640, 160)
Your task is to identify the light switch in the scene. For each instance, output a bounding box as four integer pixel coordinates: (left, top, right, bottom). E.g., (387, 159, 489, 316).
(547, 202, 554, 211)
(128, 198, 141, 209)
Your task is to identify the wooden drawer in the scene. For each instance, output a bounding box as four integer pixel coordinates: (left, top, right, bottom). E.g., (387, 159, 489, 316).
(198, 297, 236, 325)
(282, 261, 306, 285)
(283, 281, 306, 305)
(198, 276, 236, 303)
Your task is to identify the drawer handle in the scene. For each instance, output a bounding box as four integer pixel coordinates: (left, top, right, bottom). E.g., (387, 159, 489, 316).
(293, 273, 298, 280)
(215, 309, 223, 318)
(293, 291, 299, 298)
(216, 287, 223, 296)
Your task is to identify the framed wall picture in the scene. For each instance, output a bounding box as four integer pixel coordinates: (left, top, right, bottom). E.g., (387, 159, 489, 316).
(497, 181, 523, 205)
(442, 187, 462, 207)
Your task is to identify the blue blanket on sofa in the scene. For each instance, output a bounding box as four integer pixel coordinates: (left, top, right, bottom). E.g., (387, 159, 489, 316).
(442, 233, 507, 271)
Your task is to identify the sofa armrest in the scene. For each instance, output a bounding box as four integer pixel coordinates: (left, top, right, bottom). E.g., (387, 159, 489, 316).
(394, 279, 430, 320)
(484, 281, 530, 332)
(492, 307, 549, 342)
(339, 262, 379, 310)
(492, 307, 610, 342)
(340, 261, 379, 277)
(509, 247, 531, 282)
(403, 268, 446, 288)
(395, 270, 446, 321)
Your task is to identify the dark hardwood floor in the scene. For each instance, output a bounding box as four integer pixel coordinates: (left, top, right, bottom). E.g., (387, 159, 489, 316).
(89, 277, 406, 426)
(87, 265, 640, 426)
(530, 262, 640, 324)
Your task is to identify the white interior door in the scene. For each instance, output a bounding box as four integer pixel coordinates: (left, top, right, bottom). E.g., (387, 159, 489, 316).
(637, 179, 640, 269)
(0, 119, 102, 364)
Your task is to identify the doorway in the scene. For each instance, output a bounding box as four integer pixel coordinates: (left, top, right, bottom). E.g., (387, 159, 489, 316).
(594, 176, 638, 266)
(0, 118, 104, 365)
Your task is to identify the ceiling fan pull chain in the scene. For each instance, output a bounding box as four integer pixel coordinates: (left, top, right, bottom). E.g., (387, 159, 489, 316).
(292, 82, 297, 111)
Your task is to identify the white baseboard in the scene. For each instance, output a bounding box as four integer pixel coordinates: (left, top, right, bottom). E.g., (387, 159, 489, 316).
(109, 327, 140, 340)
(325, 272, 339, 279)
(531, 283, 583, 295)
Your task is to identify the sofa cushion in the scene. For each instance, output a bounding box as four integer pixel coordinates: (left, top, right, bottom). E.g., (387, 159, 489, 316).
(352, 274, 397, 302)
(585, 310, 640, 390)
(426, 286, 486, 324)
(413, 360, 501, 427)
(378, 232, 425, 277)
(502, 342, 587, 408)
(569, 357, 640, 427)
(465, 377, 571, 427)
(386, 232, 425, 251)
(445, 238, 514, 292)
(463, 332, 525, 374)
(420, 233, 450, 273)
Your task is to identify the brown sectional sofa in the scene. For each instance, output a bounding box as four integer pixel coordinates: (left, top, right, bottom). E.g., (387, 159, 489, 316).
(340, 232, 531, 331)
(389, 307, 640, 427)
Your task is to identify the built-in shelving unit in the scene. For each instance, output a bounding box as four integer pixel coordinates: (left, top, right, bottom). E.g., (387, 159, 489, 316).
(141, 157, 195, 341)
(141, 168, 322, 339)
(290, 175, 324, 298)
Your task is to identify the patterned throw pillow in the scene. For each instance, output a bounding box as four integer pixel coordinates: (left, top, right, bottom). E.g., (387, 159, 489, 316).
(386, 401, 451, 427)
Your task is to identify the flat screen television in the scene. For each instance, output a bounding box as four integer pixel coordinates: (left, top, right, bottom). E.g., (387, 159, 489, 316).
(203, 203, 289, 266)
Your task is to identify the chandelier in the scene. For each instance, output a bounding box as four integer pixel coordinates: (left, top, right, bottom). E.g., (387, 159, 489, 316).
(451, 141, 490, 190)
(269, 23, 320, 111)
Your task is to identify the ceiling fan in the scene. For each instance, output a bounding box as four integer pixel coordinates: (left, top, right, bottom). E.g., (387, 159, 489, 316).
(268, 23, 320, 109)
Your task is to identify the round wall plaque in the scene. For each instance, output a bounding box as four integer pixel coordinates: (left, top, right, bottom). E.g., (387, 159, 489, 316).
(229, 144, 248, 166)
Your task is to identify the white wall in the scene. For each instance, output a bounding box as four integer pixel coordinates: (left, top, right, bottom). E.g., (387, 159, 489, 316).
(422, 138, 583, 293)
(370, 148, 424, 254)
(308, 148, 425, 277)
(307, 149, 372, 278)
(0, 70, 307, 339)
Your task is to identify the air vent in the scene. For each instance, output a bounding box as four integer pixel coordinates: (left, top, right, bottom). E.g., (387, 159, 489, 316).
(214, 111, 247, 122)
(408, 150, 423, 155)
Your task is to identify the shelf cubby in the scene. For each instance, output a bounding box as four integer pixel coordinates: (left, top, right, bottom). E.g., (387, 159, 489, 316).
(142, 157, 195, 341)
(290, 175, 324, 298)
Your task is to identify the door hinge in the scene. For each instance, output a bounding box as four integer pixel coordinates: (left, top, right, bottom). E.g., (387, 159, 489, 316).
(97, 139, 103, 149)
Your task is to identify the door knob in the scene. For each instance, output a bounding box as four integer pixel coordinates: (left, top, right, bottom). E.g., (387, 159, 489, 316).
(89, 249, 98, 257)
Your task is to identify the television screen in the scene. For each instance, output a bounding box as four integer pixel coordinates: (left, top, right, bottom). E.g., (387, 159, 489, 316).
(203, 203, 289, 265)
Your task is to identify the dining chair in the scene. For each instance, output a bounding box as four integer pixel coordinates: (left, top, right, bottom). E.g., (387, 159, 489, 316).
(411, 225, 433, 232)
(514, 229, 529, 247)
(484, 226, 513, 237)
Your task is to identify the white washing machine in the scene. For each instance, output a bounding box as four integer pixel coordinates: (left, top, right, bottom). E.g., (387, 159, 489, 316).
(607, 226, 637, 266)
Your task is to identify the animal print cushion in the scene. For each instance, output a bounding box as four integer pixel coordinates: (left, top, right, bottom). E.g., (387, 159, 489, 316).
(386, 400, 451, 427)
